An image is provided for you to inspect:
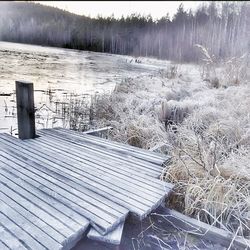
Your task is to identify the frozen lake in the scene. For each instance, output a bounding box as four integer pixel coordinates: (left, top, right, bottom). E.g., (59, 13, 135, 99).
(0, 41, 169, 134)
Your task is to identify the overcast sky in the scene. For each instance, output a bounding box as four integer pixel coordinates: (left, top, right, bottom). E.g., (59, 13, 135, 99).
(36, 1, 203, 20)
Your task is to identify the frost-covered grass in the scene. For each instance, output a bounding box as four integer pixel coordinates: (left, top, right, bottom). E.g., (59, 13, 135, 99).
(84, 57, 250, 242)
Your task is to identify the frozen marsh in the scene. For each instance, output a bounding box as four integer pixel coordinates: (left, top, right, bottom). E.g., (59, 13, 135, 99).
(0, 41, 170, 134)
(0, 41, 249, 247)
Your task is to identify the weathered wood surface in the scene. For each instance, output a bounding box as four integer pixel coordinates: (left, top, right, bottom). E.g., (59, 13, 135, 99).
(15, 81, 36, 139)
(87, 221, 125, 245)
(54, 127, 167, 161)
(45, 127, 169, 176)
(83, 126, 113, 138)
(0, 128, 172, 249)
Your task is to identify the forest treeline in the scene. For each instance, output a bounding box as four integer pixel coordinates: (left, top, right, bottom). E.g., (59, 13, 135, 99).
(0, 1, 249, 62)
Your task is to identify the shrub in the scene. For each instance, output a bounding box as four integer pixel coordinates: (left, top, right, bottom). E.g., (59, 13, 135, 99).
(195, 44, 250, 88)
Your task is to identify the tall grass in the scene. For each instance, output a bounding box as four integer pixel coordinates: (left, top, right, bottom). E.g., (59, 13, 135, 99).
(63, 54, 250, 242)
(195, 44, 250, 88)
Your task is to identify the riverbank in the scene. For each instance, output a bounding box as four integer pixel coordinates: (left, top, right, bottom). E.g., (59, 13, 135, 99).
(88, 58, 250, 243)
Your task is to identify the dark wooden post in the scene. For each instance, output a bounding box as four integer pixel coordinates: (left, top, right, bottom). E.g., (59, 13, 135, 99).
(15, 81, 36, 139)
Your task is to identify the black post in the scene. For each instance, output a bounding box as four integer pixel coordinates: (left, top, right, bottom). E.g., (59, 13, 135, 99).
(15, 81, 36, 139)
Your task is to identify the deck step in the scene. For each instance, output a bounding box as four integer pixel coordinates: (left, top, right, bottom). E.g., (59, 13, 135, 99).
(87, 221, 125, 245)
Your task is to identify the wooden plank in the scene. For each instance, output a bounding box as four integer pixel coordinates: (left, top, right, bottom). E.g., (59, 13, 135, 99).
(0, 135, 153, 210)
(44, 128, 167, 168)
(0, 209, 47, 250)
(83, 126, 113, 134)
(0, 224, 28, 250)
(0, 141, 148, 217)
(0, 239, 10, 250)
(26, 141, 166, 194)
(82, 135, 167, 164)
(35, 140, 162, 182)
(15, 81, 36, 139)
(38, 130, 163, 175)
(0, 129, 173, 247)
(0, 200, 63, 250)
(36, 133, 162, 180)
(31, 134, 173, 191)
(9, 137, 168, 215)
(0, 135, 164, 207)
(56, 127, 167, 161)
(0, 190, 66, 244)
(23, 137, 167, 199)
(0, 151, 125, 235)
(84, 134, 168, 161)
(5, 132, 161, 181)
(0, 134, 168, 220)
(0, 149, 128, 218)
(83, 126, 113, 137)
(15, 132, 169, 192)
(0, 156, 90, 227)
(87, 221, 125, 245)
(56, 127, 168, 162)
(40, 128, 165, 168)
(0, 163, 90, 248)
(0, 135, 129, 215)
(0, 133, 172, 215)
(0, 168, 83, 237)
(0, 161, 120, 236)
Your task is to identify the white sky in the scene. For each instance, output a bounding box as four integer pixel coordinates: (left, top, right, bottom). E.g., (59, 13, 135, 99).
(35, 1, 203, 20)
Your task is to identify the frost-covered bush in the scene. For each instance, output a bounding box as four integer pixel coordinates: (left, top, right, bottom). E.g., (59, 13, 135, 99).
(221, 53, 250, 86)
(90, 71, 199, 149)
(195, 44, 250, 88)
(67, 60, 250, 240)
(161, 82, 250, 239)
(159, 64, 178, 79)
(158, 100, 195, 129)
(97, 62, 250, 239)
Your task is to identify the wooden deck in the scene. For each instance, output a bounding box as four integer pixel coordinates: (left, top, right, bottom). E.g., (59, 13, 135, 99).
(0, 128, 172, 249)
